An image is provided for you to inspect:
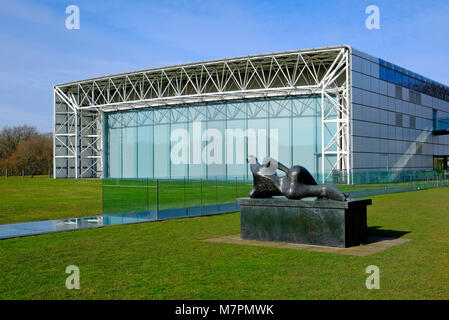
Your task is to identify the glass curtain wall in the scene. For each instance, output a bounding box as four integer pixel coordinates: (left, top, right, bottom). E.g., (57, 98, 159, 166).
(104, 96, 326, 180)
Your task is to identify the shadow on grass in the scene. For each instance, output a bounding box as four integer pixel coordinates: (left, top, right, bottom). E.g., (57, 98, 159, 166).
(368, 226, 410, 239)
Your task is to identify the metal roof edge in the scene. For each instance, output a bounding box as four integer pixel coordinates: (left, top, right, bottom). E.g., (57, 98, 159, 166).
(54, 45, 349, 88)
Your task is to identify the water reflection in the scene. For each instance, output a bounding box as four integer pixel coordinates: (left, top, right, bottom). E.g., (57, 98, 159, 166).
(0, 203, 239, 240)
(53, 216, 105, 231)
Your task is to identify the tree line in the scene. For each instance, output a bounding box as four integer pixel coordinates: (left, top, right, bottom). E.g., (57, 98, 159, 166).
(0, 125, 53, 176)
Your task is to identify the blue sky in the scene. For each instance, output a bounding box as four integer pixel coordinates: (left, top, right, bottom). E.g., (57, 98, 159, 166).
(1, 0, 448, 132)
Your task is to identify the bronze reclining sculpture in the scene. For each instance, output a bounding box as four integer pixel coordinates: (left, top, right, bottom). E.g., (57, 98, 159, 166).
(247, 155, 348, 201)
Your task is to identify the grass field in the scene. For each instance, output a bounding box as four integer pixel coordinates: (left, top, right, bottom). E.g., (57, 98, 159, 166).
(0, 176, 101, 224)
(1, 175, 446, 223)
(0, 176, 449, 299)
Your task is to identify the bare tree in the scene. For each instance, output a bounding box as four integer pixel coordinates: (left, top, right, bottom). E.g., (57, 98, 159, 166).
(9, 134, 53, 176)
(0, 126, 52, 176)
(0, 125, 39, 159)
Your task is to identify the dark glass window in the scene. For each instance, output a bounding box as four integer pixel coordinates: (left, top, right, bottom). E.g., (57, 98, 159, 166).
(395, 71, 402, 85)
(410, 91, 415, 104)
(410, 116, 416, 129)
(424, 83, 431, 95)
(387, 69, 395, 83)
(380, 66, 387, 80)
(411, 78, 418, 91)
(401, 74, 408, 87)
(433, 109, 437, 130)
(415, 93, 422, 104)
(395, 112, 403, 127)
(395, 85, 403, 99)
(418, 80, 425, 92)
(377, 61, 449, 102)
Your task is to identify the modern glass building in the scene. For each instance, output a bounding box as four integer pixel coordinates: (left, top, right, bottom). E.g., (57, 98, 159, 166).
(53, 46, 449, 183)
(104, 96, 329, 180)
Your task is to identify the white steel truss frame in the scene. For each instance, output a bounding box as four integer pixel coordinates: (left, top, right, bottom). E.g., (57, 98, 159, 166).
(53, 46, 352, 181)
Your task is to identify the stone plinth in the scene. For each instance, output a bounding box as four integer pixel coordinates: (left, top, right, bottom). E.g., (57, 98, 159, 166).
(238, 197, 372, 248)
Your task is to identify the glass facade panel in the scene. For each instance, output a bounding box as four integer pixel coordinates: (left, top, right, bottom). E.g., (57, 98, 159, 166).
(170, 123, 188, 179)
(137, 125, 153, 178)
(226, 119, 247, 179)
(247, 119, 268, 162)
(292, 116, 320, 175)
(108, 128, 121, 177)
(188, 120, 206, 179)
(379, 58, 449, 102)
(204, 119, 226, 179)
(104, 96, 327, 181)
(122, 126, 137, 178)
(269, 118, 291, 169)
(153, 124, 170, 178)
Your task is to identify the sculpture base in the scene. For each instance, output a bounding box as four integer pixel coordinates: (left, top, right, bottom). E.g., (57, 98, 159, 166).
(238, 197, 372, 248)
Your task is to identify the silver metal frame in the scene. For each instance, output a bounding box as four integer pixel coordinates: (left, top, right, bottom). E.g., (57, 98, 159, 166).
(53, 45, 352, 181)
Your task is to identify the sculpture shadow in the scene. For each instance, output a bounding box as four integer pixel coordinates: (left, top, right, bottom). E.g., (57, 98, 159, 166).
(367, 226, 410, 239)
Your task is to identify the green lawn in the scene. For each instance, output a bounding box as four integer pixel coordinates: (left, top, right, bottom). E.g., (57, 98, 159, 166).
(0, 176, 101, 224)
(0, 177, 449, 299)
(1, 175, 446, 223)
